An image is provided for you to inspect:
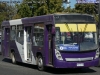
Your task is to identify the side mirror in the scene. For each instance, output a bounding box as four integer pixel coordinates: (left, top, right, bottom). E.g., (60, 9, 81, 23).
(51, 26, 55, 35)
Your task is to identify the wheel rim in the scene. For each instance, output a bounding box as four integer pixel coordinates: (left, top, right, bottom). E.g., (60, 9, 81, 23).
(38, 58, 43, 68)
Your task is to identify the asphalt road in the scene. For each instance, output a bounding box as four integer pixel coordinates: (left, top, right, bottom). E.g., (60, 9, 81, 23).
(0, 55, 100, 75)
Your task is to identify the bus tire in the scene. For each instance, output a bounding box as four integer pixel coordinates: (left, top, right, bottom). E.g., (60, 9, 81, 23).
(11, 52, 16, 64)
(37, 55, 45, 71)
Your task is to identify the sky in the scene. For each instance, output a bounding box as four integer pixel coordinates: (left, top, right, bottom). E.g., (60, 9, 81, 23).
(69, 0, 77, 8)
(63, 0, 77, 8)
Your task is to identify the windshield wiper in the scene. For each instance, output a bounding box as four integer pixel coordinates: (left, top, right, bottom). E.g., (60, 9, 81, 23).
(65, 23, 71, 32)
(83, 23, 88, 32)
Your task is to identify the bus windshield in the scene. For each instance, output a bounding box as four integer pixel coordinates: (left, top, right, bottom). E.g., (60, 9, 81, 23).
(55, 24, 98, 51)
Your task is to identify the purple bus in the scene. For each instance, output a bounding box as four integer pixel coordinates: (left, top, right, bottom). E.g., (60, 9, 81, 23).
(1, 13, 99, 71)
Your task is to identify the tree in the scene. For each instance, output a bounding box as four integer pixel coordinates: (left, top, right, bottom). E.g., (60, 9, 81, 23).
(75, 3, 96, 14)
(74, 3, 98, 22)
(16, 3, 32, 18)
(47, 0, 64, 14)
(12, 14, 21, 19)
(17, 0, 64, 17)
(0, 3, 9, 28)
(0, 3, 18, 28)
(63, 6, 75, 13)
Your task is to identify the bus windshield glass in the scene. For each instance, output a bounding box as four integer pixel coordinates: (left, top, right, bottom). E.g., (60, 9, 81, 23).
(55, 24, 98, 51)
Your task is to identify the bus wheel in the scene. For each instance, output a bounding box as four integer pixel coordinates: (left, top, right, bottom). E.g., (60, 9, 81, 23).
(37, 55, 45, 71)
(11, 52, 16, 64)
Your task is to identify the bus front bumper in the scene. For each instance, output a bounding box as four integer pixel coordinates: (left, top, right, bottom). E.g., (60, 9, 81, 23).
(54, 58, 99, 68)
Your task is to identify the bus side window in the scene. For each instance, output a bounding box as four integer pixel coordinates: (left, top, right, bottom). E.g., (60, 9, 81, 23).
(11, 26, 16, 40)
(26, 28, 31, 42)
(16, 25, 24, 45)
(33, 23, 44, 46)
(33, 36, 37, 46)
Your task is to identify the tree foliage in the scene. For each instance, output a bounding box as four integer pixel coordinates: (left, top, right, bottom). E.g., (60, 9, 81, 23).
(0, 3, 9, 28)
(63, 4, 98, 22)
(16, 3, 32, 18)
(12, 14, 21, 19)
(0, 3, 18, 28)
(17, 0, 64, 17)
(64, 6, 76, 13)
(74, 4, 98, 22)
(74, 4, 96, 14)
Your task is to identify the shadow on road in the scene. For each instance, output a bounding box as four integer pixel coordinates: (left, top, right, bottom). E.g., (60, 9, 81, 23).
(44, 67, 96, 74)
(2, 58, 97, 74)
(2, 58, 37, 69)
(2, 58, 12, 63)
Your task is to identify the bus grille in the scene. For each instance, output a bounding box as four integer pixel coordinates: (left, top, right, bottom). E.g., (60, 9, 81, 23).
(65, 57, 93, 62)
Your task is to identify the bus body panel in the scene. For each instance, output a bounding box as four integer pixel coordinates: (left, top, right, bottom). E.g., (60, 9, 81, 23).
(2, 27, 10, 57)
(10, 40, 23, 62)
(54, 58, 99, 68)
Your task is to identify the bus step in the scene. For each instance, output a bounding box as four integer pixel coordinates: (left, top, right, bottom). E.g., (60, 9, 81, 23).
(47, 64, 53, 67)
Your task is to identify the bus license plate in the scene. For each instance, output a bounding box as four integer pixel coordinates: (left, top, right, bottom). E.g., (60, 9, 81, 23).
(77, 63, 84, 66)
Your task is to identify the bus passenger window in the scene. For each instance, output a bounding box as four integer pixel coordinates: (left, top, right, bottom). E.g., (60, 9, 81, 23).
(33, 36, 37, 46)
(33, 23, 44, 46)
(16, 25, 24, 45)
(11, 26, 16, 40)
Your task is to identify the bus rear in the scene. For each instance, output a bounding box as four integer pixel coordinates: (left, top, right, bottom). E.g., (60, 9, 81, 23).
(53, 14, 99, 68)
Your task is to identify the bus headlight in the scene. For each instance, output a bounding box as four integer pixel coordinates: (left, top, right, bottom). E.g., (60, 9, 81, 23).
(95, 48, 99, 59)
(55, 49, 63, 60)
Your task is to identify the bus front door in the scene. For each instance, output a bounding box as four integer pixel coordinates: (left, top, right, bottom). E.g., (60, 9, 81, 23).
(47, 25, 53, 65)
(4, 28, 10, 57)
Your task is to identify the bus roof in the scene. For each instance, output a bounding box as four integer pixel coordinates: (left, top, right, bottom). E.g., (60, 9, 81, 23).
(53, 13, 94, 17)
(1, 13, 94, 26)
(54, 13, 95, 23)
(1, 15, 54, 26)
